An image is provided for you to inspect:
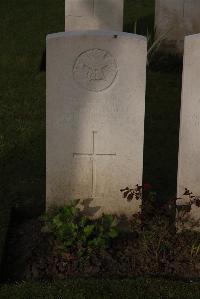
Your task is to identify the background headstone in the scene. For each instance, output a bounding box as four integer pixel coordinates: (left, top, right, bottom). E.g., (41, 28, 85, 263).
(65, 0, 124, 31)
(46, 31, 147, 217)
(177, 34, 200, 225)
(155, 0, 200, 54)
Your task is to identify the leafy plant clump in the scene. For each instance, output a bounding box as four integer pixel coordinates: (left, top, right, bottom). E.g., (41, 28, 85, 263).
(42, 200, 119, 256)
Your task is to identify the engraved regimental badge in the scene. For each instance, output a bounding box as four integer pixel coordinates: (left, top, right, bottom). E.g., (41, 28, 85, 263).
(73, 49, 118, 92)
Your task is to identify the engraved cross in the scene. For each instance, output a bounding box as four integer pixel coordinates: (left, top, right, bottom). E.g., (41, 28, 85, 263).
(73, 131, 116, 199)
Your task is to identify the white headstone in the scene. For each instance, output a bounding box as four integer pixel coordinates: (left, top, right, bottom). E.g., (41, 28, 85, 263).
(177, 34, 200, 225)
(155, 0, 200, 54)
(46, 31, 147, 217)
(65, 0, 124, 31)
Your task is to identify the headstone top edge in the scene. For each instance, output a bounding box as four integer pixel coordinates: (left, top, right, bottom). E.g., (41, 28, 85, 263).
(185, 33, 200, 42)
(46, 31, 147, 42)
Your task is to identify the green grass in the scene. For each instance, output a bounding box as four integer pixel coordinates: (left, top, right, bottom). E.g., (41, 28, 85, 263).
(0, 0, 65, 213)
(124, 0, 155, 34)
(0, 0, 65, 266)
(0, 199, 11, 267)
(0, 279, 200, 299)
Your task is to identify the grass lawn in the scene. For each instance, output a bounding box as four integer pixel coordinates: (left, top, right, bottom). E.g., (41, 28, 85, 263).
(0, 0, 65, 263)
(0, 0, 65, 214)
(0, 278, 200, 299)
(0, 199, 10, 267)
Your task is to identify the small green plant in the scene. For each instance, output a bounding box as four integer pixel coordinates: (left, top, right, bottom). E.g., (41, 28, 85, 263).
(42, 200, 119, 256)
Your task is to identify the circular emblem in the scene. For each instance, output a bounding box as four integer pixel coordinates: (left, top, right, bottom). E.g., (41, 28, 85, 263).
(73, 49, 118, 92)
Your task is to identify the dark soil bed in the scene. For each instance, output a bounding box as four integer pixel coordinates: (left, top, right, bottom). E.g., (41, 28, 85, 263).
(2, 216, 200, 282)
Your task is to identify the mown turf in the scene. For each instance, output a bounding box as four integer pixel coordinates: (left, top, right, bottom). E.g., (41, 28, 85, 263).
(0, 0, 65, 265)
(0, 200, 10, 267)
(0, 278, 200, 299)
(0, 0, 65, 214)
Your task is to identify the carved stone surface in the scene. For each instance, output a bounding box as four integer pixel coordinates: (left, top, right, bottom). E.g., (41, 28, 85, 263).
(73, 49, 118, 92)
(155, 0, 200, 54)
(65, 0, 124, 31)
(177, 34, 200, 228)
(46, 31, 147, 217)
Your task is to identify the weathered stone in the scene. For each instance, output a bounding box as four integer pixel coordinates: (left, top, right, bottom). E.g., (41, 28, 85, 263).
(46, 31, 147, 217)
(155, 0, 200, 54)
(65, 0, 124, 31)
(177, 34, 200, 227)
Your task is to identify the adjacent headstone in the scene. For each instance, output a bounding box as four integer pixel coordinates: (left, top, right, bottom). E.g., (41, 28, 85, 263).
(177, 34, 200, 226)
(65, 0, 124, 31)
(155, 0, 200, 54)
(46, 31, 147, 217)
